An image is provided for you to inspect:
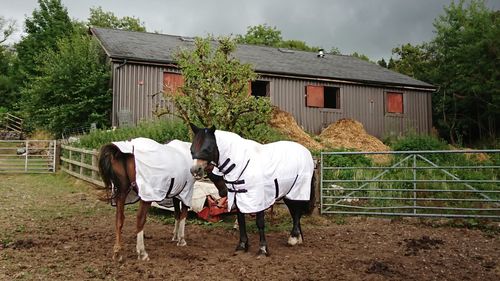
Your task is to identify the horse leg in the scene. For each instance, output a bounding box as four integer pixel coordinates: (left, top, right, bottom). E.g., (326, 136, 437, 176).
(284, 199, 303, 246)
(234, 211, 249, 254)
(172, 197, 181, 242)
(113, 193, 126, 261)
(136, 200, 151, 261)
(256, 210, 269, 257)
(176, 202, 189, 247)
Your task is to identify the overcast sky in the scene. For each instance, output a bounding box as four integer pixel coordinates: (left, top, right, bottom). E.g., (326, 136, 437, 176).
(2, 0, 499, 60)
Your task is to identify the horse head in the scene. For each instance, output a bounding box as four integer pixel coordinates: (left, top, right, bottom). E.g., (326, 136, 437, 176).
(189, 123, 219, 179)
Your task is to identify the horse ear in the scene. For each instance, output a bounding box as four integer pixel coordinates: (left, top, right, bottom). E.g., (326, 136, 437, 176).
(189, 123, 200, 134)
(208, 125, 216, 133)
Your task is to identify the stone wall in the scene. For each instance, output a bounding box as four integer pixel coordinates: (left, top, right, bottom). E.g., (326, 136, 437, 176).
(0, 130, 23, 140)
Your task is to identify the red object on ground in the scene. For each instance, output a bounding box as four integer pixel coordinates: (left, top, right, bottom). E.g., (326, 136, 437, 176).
(196, 196, 229, 222)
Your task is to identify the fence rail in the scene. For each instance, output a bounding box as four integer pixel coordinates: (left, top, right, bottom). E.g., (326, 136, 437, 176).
(4, 113, 23, 133)
(320, 150, 500, 219)
(0, 140, 57, 173)
(60, 144, 104, 187)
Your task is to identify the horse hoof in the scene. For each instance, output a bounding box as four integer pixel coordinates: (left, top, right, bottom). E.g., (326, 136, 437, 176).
(138, 253, 150, 261)
(256, 247, 270, 258)
(171, 236, 178, 242)
(112, 253, 123, 262)
(177, 239, 187, 247)
(288, 235, 303, 246)
(233, 242, 249, 255)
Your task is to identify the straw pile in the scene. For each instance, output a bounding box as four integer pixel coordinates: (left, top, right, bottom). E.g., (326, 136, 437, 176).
(269, 107, 323, 151)
(319, 119, 390, 163)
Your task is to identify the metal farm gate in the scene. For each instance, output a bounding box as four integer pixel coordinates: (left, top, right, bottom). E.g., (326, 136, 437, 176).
(0, 140, 57, 173)
(320, 150, 500, 219)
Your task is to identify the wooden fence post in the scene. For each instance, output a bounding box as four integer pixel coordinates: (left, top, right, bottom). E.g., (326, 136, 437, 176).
(92, 150, 97, 181)
(80, 152, 84, 176)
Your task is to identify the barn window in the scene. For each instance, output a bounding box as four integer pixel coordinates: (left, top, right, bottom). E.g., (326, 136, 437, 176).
(163, 72, 184, 95)
(306, 85, 340, 109)
(250, 80, 269, 97)
(386, 92, 404, 114)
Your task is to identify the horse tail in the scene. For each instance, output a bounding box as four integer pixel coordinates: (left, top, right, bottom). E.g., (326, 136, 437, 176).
(306, 172, 317, 215)
(98, 143, 122, 199)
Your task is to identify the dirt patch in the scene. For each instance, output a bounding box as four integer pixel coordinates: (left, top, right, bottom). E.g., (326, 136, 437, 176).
(365, 260, 396, 276)
(401, 235, 444, 256)
(6, 239, 37, 250)
(1, 175, 499, 280)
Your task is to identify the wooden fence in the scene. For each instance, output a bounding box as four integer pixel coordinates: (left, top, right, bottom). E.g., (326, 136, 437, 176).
(4, 113, 23, 133)
(60, 144, 104, 187)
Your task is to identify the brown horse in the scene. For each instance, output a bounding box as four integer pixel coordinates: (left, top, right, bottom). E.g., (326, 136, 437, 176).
(98, 138, 195, 261)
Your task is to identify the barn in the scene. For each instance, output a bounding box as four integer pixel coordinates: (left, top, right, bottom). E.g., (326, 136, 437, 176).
(90, 27, 436, 138)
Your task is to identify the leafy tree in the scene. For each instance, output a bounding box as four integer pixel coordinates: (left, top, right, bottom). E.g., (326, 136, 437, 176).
(88, 7, 146, 31)
(279, 39, 320, 52)
(0, 47, 20, 110)
(0, 16, 18, 110)
(0, 16, 16, 44)
(429, 0, 499, 144)
(350, 51, 372, 62)
(329, 46, 342, 55)
(237, 24, 282, 46)
(20, 33, 111, 137)
(237, 24, 322, 52)
(157, 36, 273, 138)
(385, 1, 498, 145)
(15, 0, 74, 78)
(390, 43, 432, 80)
(377, 58, 387, 68)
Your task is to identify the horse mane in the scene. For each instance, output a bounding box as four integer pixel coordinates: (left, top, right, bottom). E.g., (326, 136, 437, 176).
(98, 143, 124, 199)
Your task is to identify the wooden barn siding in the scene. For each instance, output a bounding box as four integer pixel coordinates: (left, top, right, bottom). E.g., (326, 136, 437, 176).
(266, 75, 431, 137)
(111, 64, 431, 138)
(112, 63, 178, 126)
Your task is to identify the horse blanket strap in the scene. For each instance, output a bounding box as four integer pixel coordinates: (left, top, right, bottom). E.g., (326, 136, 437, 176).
(218, 158, 231, 170)
(274, 179, 279, 199)
(222, 164, 236, 175)
(225, 179, 245, 185)
(165, 178, 175, 197)
(228, 188, 248, 193)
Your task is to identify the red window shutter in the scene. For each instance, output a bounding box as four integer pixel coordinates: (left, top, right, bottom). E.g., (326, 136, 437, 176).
(306, 85, 324, 107)
(163, 72, 184, 95)
(387, 92, 403, 113)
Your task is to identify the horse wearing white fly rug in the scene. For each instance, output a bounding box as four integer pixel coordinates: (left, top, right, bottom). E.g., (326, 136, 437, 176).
(111, 138, 194, 206)
(99, 137, 194, 261)
(211, 130, 314, 214)
(189, 125, 316, 257)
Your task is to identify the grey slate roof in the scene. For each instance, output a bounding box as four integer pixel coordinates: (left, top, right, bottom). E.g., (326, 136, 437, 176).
(91, 27, 435, 90)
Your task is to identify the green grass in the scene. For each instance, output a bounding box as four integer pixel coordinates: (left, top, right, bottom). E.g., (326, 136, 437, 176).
(0, 173, 113, 245)
(322, 152, 499, 216)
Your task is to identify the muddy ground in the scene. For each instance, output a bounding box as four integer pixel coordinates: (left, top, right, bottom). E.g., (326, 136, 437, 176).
(0, 174, 499, 280)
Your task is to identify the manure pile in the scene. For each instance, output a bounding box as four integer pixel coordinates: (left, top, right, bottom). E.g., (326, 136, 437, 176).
(269, 108, 390, 163)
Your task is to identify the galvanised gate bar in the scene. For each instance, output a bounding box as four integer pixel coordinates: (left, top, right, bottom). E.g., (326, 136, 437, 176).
(320, 150, 500, 219)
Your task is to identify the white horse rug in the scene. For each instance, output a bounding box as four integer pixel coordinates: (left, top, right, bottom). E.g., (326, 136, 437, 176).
(112, 138, 194, 207)
(212, 130, 314, 213)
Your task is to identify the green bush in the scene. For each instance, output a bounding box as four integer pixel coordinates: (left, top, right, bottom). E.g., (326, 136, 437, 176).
(322, 149, 373, 180)
(75, 119, 190, 149)
(390, 134, 448, 151)
(0, 107, 7, 126)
